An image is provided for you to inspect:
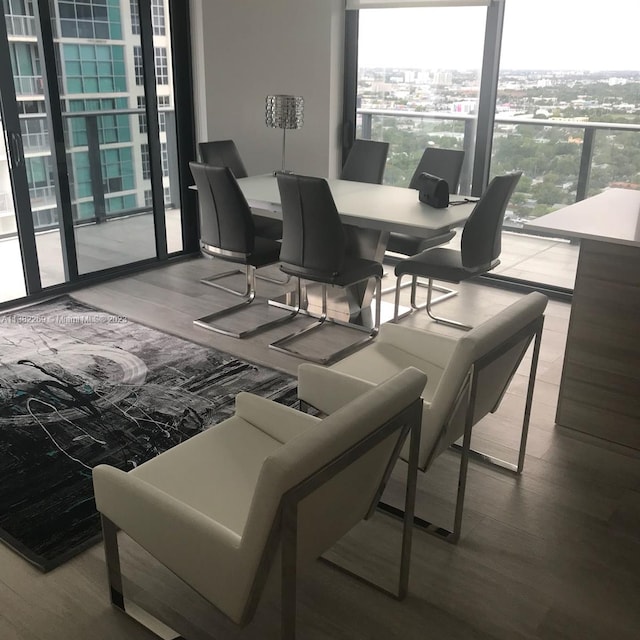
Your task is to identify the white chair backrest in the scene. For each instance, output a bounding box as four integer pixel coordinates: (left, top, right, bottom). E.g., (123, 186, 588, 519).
(241, 366, 426, 568)
(424, 292, 548, 463)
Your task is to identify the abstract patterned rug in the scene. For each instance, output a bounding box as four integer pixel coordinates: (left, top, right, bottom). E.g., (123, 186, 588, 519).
(0, 296, 297, 572)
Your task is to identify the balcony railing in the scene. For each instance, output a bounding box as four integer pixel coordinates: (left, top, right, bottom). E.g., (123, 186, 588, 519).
(1, 108, 179, 236)
(358, 108, 640, 224)
(5, 14, 36, 37)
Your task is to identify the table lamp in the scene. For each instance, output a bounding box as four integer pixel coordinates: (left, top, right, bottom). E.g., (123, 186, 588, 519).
(265, 95, 304, 174)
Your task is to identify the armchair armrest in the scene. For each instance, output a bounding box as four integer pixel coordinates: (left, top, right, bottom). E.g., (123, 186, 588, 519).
(93, 464, 252, 621)
(235, 392, 321, 443)
(297, 364, 376, 415)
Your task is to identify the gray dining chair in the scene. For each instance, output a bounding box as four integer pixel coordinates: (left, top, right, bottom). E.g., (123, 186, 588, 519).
(270, 173, 384, 364)
(198, 138, 282, 242)
(189, 162, 296, 337)
(382, 147, 466, 305)
(393, 171, 523, 329)
(341, 139, 389, 184)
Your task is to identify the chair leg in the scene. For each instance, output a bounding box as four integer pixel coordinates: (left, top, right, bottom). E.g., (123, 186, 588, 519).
(257, 271, 293, 285)
(101, 516, 185, 639)
(200, 268, 251, 297)
(319, 400, 421, 600)
(195, 265, 299, 338)
(270, 276, 381, 365)
(425, 279, 472, 331)
(383, 272, 457, 306)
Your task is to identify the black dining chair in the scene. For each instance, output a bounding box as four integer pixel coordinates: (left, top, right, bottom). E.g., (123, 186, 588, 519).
(340, 139, 389, 184)
(393, 171, 522, 330)
(269, 173, 384, 364)
(382, 147, 466, 305)
(198, 139, 282, 242)
(386, 147, 465, 256)
(189, 162, 296, 337)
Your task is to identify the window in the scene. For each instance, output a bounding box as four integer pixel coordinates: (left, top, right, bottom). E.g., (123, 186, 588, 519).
(154, 47, 168, 85)
(133, 45, 143, 85)
(353, 5, 485, 190)
(152, 0, 165, 35)
(59, 0, 121, 40)
(137, 95, 146, 133)
(161, 141, 168, 177)
(130, 0, 140, 34)
(63, 43, 126, 94)
(141, 143, 150, 180)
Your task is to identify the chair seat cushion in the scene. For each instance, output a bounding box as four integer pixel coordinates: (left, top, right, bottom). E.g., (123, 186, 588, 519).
(281, 256, 383, 286)
(386, 231, 455, 257)
(331, 342, 442, 405)
(395, 247, 499, 283)
(131, 416, 284, 535)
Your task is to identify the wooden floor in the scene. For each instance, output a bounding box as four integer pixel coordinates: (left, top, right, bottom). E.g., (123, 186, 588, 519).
(2, 257, 639, 640)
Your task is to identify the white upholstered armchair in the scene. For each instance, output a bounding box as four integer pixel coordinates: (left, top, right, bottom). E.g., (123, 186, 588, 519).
(298, 292, 548, 543)
(92, 366, 426, 640)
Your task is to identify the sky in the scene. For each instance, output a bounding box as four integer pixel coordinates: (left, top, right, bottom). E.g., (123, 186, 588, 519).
(358, 0, 640, 72)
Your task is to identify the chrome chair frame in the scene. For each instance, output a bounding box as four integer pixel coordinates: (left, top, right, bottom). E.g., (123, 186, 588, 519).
(99, 395, 423, 640)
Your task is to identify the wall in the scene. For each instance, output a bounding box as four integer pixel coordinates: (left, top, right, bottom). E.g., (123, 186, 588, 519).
(190, 0, 345, 178)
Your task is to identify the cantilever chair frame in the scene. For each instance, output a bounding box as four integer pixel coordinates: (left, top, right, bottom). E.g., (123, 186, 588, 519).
(194, 247, 296, 339)
(393, 269, 470, 329)
(190, 162, 296, 338)
(381, 147, 466, 304)
(378, 313, 544, 543)
(393, 172, 522, 331)
(99, 396, 423, 640)
(269, 271, 382, 365)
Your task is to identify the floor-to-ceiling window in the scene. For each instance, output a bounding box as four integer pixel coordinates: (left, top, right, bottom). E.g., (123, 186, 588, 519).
(349, 1, 487, 194)
(489, 0, 640, 289)
(0, 0, 195, 304)
(345, 0, 640, 294)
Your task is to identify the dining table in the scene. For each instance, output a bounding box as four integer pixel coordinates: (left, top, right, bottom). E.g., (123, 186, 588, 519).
(237, 174, 476, 324)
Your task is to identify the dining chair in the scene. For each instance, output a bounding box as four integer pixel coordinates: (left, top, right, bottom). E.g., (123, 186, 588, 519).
(340, 139, 389, 184)
(386, 147, 465, 257)
(382, 147, 466, 305)
(93, 366, 426, 640)
(297, 291, 548, 543)
(269, 173, 384, 364)
(189, 162, 295, 337)
(198, 138, 282, 242)
(394, 171, 523, 330)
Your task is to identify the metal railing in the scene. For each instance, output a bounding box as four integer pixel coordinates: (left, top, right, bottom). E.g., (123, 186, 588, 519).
(359, 108, 640, 207)
(3, 108, 179, 234)
(5, 14, 36, 37)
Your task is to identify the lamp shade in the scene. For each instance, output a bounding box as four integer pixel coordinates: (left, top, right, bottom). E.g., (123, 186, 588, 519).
(265, 95, 304, 130)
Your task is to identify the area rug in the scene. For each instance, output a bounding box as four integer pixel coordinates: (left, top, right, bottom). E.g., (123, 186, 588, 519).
(0, 296, 297, 572)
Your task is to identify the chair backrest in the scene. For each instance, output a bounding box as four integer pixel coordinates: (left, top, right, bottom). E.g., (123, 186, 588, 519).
(240, 366, 426, 617)
(341, 139, 389, 184)
(198, 139, 249, 178)
(408, 147, 465, 192)
(460, 172, 522, 270)
(277, 173, 346, 275)
(189, 162, 255, 254)
(424, 291, 547, 465)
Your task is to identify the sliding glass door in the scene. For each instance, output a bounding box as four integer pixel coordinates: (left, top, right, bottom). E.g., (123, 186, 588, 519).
(0, 0, 192, 304)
